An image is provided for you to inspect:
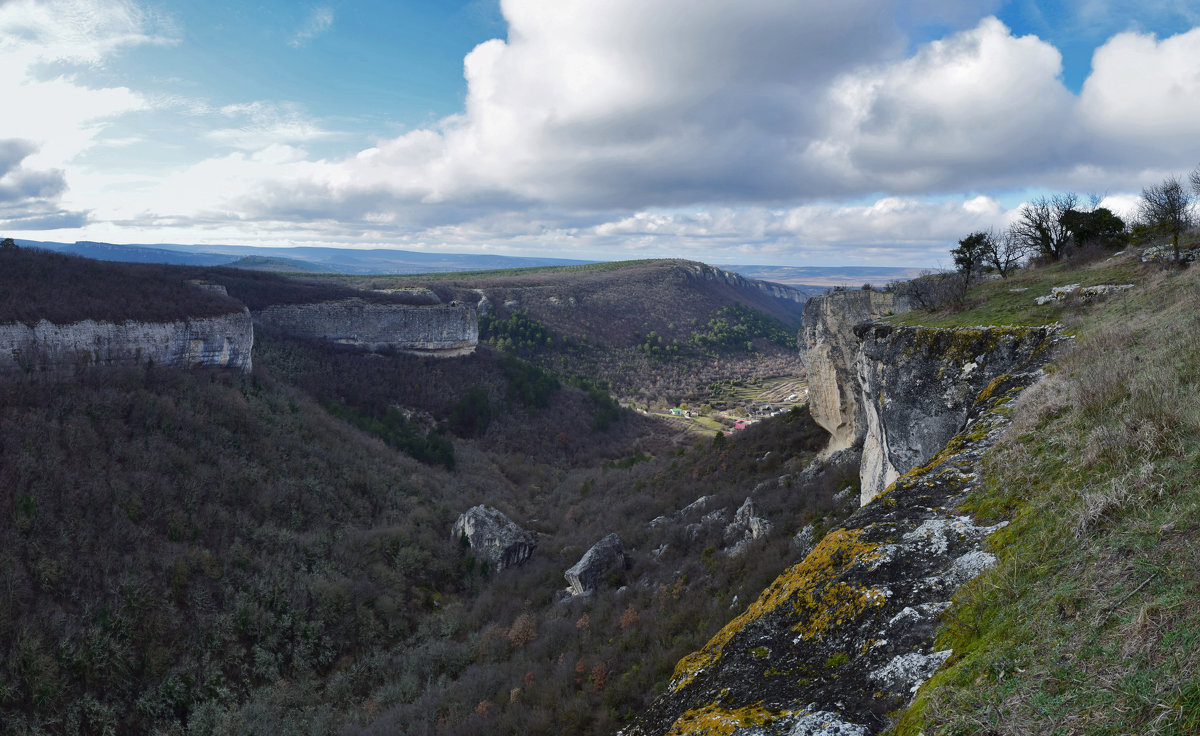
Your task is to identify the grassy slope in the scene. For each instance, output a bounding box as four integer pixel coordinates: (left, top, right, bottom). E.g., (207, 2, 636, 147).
(891, 256, 1200, 735)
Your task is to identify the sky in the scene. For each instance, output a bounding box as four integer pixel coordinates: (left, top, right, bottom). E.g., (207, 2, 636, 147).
(3, 0, 1200, 267)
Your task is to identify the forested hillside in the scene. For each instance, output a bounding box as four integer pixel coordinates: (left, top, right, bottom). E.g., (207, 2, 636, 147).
(328, 259, 808, 408)
(0, 248, 834, 735)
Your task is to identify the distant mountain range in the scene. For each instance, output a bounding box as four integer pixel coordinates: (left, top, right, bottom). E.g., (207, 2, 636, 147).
(13, 239, 927, 288)
(716, 264, 936, 292)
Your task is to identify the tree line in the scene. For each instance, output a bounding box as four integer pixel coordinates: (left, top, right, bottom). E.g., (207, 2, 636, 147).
(913, 164, 1200, 307)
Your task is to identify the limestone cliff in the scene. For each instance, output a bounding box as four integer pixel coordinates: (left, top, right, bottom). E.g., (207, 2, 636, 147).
(855, 324, 1059, 505)
(797, 291, 909, 455)
(683, 263, 809, 304)
(0, 310, 254, 374)
(624, 336, 1055, 736)
(254, 298, 478, 356)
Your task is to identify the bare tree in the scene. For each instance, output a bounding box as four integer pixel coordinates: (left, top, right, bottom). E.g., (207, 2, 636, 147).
(979, 227, 1026, 278)
(1139, 175, 1195, 263)
(893, 271, 961, 310)
(1010, 192, 1078, 261)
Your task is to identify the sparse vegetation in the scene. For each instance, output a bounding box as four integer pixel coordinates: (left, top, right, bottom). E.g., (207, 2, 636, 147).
(888, 252, 1200, 735)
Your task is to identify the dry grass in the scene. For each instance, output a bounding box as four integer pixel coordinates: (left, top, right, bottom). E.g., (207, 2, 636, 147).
(895, 262, 1200, 736)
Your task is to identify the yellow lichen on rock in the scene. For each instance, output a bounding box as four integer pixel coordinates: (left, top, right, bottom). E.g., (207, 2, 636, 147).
(664, 701, 796, 735)
(793, 581, 888, 641)
(669, 528, 882, 692)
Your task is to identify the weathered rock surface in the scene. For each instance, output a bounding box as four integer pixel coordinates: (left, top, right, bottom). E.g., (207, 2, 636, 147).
(724, 498, 773, 557)
(565, 533, 626, 596)
(798, 291, 909, 455)
(254, 298, 477, 355)
(856, 324, 1059, 505)
(622, 357, 1052, 736)
(1033, 283, 1133, 305)
(451, 506, 536, 571)
(0, 310, 254, 374)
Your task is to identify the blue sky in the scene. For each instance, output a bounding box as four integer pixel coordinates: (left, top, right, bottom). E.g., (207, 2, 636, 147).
(3, 0, 1200, 266)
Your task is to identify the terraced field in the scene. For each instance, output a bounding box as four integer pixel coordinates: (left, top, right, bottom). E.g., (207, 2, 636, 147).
(642, 376, 809, 437)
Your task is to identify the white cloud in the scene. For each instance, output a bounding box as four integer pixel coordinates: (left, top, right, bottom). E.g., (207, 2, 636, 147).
(221, 10, 1097, 235)
(0, 0, 166, 229)
(816, 18, 1077, 193)
(0, 0, 169, 66)
(8, 0, 1200, 267)
(290, 7, 333, 48)
(1080, 26, 1200, 165)
(582, 196, 1014, 265)
(206, 102, 334, 150)
(0, 0, 158, 168)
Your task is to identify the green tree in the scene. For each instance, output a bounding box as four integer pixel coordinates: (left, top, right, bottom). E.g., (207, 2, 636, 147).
(1060, 207, 1127, 250)
(0, 237, 17, 250)
(951, 231, 989, 297)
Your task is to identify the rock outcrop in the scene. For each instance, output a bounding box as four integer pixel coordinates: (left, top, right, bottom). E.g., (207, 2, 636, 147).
(564, 533, 626, 596)
(451, 506, 536, 571)
(0, 310, 254, 374)
(254, 298, 478, 356)
(798, 291, 909, 455)
(724, 498, 773, 557)
(855, 324, 1059, 505)
(623, 355, 1054, 736)
(1033, 283, 1133, 305)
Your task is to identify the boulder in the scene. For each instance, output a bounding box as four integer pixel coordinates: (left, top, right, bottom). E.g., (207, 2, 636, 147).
(724, 498, 773, 556)
(564, 533, 626, 596)
(451, 505, 536, 571)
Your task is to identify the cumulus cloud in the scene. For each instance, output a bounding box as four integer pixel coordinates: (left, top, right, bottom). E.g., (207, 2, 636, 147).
(0, 140, 66, 203)
(818, 18, 1079, 192)
(0, 138, 89, 230)
(0, 0, 158, 228)
(1080, 26, 1200, 164)
(8, 0, 1200, 266)
(222, 8, 1117, 234)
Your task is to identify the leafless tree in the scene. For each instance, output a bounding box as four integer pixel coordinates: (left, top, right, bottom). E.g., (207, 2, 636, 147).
(1139, 175, 1195, 263)
(980, 227, 1027, 278)
(893, 271, 961, 310)
(1010, 192, 1078, 261)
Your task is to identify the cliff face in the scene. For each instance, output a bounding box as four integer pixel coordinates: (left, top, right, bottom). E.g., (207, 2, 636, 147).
(0, 310, 254, 374)
(798, 291, 908, 455)
(855, 324, 1059, 505)
(254, 298, 478, 355)
(624, 332, 1057, 736)
(683, 262, 808, 304)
